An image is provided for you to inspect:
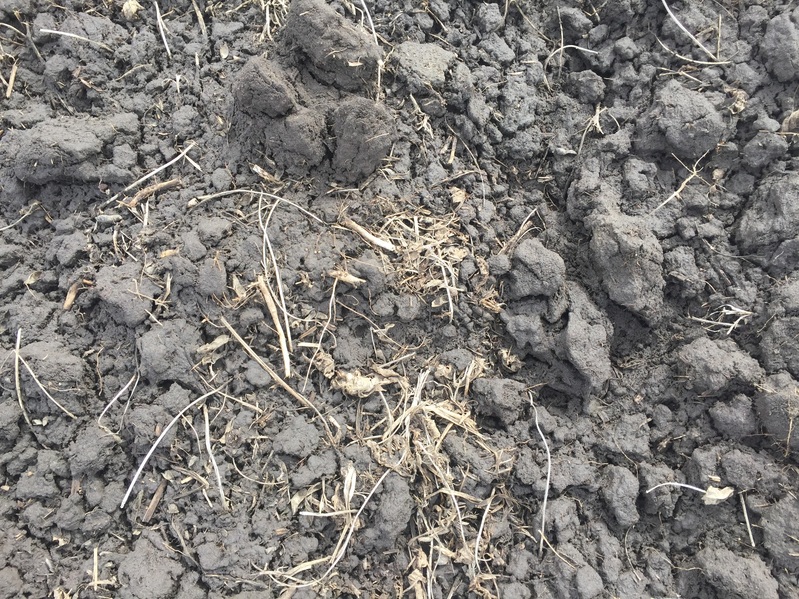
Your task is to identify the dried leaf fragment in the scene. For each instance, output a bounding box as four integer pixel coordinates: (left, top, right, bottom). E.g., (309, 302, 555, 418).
(197, 335, 230, 354)
(702, 485, 734, 505)
(122, 0, 143, 20)
(313, 350, 336, 379)
(328, 269, 366, 287)
(332, 370, 387, 397)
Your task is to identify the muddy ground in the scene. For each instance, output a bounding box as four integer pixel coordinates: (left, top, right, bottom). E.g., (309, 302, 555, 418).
(1, 0, 798, 597)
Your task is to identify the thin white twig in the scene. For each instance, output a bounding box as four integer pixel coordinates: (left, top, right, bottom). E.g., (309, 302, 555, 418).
(17, 354, 78, 419)
(357, 0, 383, 100)
(660, 0, 718, 62)
(106, 142, 196, 206)
(314, 469, 390, 582)
(191, 189, 325, 225)
(39, 28, 113, 52)
(13, 330, 34, 432)
(303, 279, 338, 392)
(0, 202, 40, 232)
(645, 481, 706, 495)
(98, 372, 139, 432)
(474, 489, 495, 572)
(530, 392, 550, 557)
(340, 216, 396, 252)
(260, 198, 294, 353)
(203, 404, 229, 511)
(153, 1, 172, 60)
(740, 492, 755, 548)
(120, 387, 220, 508)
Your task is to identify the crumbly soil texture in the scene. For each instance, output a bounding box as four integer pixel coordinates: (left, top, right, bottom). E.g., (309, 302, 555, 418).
(2, 0, 799, 597)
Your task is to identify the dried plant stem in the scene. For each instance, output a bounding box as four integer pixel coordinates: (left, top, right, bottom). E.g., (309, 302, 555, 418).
(530, 393, 551, 557)
(259, 198, 294, 353)
(652, 151, 710, 213)
(203, 404, 229, 511)
(14, 337, 78, 420)
(303, 279, 338, 392)
(39, 28, 113, 52)
(0, 202, 40, 232)
(220, 316, 336, 444)
(120, 387, 221, 508)
(98, 371, 139, 434)
(13, 330, 34, 432)
(315, 470, 390, 582)
(655, 36, 730, 66)
(740, 492, 755, 548)
(340, 216, 396, 252)
(257, 276, 291, 378)
(153, 1, 172, 59)
(474, 489, 495, 571)
(190, 0, 207, 38)
(660, 0, 718, 62)
(264, 469, 390, 587)
(5, 61, 17, 99)
(191, 189, 325, 225)
(105, 142, 196, 206)
(142, 479, 168, 523)
(357, 0, 383, 100)
(645, 481, 706, 494)
(543, 45, 598, 90)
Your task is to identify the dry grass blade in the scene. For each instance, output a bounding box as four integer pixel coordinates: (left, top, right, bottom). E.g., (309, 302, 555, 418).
(190, 0, 207, 38)
(153, 1, 172, 59)
(219, 316, 337, 444)
(357, 0, 384, 99)
(5, 60, 17, 99)
(530, 392, 550, 557)
(203, 404, 229, 511)
(120, 387, 221, 509)
(262, 469, 390, 587)
(105, 142, 196, 206)
(39, 28, 114, 53)
(340, 216, 396, 252)
(660, 0, 719, 62)
(98, 371, 139, 435)
(0, 202, 40, 232)
(257, 276, 291, 377)
(16, 352, 78, 420)
(258, 197, 294, 356)
(474, 489, 495, 571)
(13, 330, 34, 433)
(740, 492, 755, 548)
(303, 279, 338, 392)
(652, 151, 710, 213)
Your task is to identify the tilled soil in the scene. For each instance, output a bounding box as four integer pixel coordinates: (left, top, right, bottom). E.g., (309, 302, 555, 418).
(1, 0, 798, 597)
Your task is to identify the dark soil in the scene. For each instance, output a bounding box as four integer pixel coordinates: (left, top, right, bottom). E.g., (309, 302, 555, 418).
(1, 0, 799, 597)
